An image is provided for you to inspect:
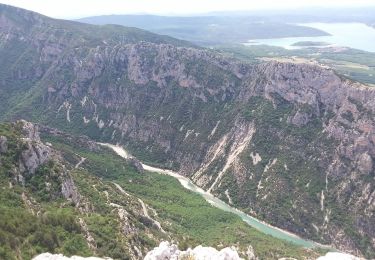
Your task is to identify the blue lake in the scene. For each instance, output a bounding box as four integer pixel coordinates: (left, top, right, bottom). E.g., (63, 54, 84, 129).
(245, 23, 375, 53)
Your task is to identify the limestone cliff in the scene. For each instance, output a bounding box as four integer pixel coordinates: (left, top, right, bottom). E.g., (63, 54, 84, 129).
(0, 121, 174, 259)
(25, 40, 373, 255)
(0, 120, 79, 202)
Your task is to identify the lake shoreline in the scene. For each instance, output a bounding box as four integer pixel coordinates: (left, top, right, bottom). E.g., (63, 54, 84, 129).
(244, 22, 375, 52)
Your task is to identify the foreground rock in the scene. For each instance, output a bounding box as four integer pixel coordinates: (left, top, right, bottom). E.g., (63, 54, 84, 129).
(32, 253, 111, 260)
(31, 244, 363, 260)
(143, 242, 364, 260)
(144, 241, 243, 260)
(317, 252, 363, 260)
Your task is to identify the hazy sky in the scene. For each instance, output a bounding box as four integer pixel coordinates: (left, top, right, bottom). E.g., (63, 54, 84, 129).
(1, 0, 375, 18)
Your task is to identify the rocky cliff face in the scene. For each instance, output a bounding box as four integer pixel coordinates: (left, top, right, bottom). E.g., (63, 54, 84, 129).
(0, 4, 374, 257)
(18, 121, 52, 176)
(0, 121, 179, 259)
(0, 120, 78, 202)
(29, 40, 374, 255)
(0, 135, 7, 153)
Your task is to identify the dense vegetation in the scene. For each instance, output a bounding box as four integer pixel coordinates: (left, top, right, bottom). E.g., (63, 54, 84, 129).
(43, 133, 322, 259)
(0, 123, 90, 259)
(0, 121, 323, 259)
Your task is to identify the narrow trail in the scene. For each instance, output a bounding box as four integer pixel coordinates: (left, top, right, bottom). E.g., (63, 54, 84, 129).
(112, 181, 166, 233)
(138, 198, 166, 233)
(138, 198, 150, 218)
(75, 157, 86, 169)
(113, 182, 132, 197)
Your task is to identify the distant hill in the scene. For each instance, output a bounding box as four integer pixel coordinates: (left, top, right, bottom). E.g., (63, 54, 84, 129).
(207, 6, 375, 23)
(77, 15, 329, 46)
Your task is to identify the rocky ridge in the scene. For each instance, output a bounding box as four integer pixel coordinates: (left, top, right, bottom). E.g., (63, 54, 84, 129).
(0, 121, 171, 259)
(0, 120, 84, 208)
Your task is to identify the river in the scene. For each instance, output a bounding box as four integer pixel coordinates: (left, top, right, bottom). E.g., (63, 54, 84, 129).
(100, 143, 326, 249)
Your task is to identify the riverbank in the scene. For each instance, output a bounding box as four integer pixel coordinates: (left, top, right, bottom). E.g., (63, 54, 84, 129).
(100, 143, 331, 249)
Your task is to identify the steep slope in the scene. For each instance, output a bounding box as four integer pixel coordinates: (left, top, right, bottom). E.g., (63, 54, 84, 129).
(0, 4, 192, 119)
(0, 4, 374, 258)
(0, 120, 321, 260)
(0, 120, 174, 259)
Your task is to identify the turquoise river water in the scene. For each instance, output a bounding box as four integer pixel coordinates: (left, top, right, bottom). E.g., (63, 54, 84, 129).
(102, 143, 329, 249)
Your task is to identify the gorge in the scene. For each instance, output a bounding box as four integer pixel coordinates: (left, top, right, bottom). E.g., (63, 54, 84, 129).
(0, 3, 374, 259)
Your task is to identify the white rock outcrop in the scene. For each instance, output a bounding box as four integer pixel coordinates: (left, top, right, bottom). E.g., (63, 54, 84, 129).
(32, 248, 363, 260)
(0, 135, 8, 153)
(144, 241, 242, 260)
(316, 252, 362, 260)
(32, 253, 111, 260)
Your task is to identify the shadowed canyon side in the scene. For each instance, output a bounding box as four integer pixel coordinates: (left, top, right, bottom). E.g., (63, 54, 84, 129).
(0, 4, 374, 258)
